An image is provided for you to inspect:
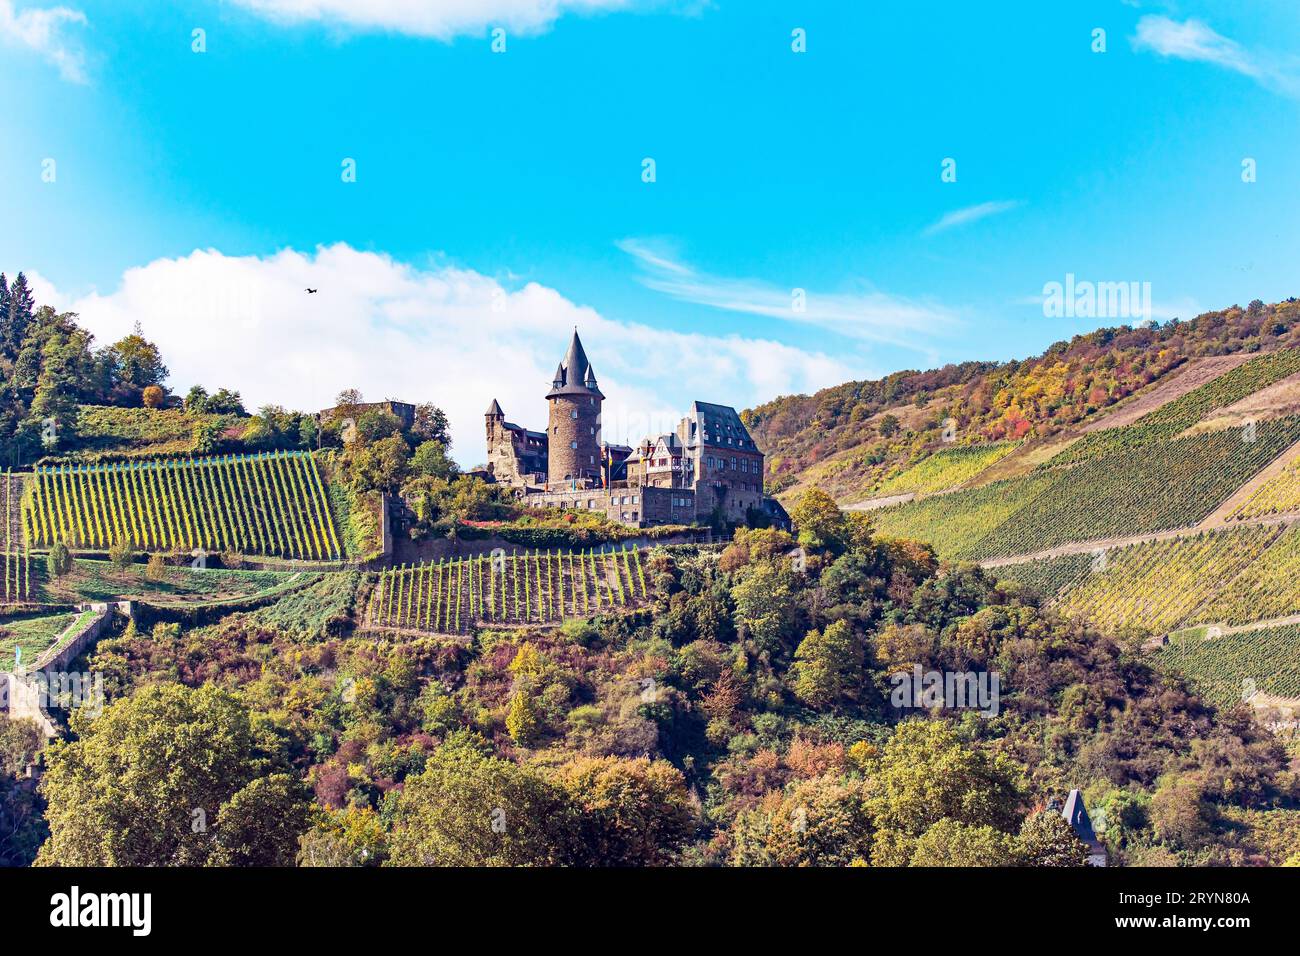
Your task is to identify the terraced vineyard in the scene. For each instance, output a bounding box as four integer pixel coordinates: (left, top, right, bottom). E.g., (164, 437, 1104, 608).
(1053, 525, 1281, 634)
(1026, 521, 1300, 634)
(1157, 622, 1300, 707)
(1228, 453, 1300, 521)
(371, 546, 649, 634)
(871, 471, 1060, 559)
(873, 442, 1016, 497)
(1190, 526, 1300, 626)
(23, 452, 342, 560)
(873, 416, 1300, 560)
(1052, 349, 1300, 464)
(3, 471, 32, 602)
(990, 552, 1093, 601)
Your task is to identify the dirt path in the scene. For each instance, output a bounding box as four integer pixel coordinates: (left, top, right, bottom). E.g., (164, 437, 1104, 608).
(843, 492, 914, 512)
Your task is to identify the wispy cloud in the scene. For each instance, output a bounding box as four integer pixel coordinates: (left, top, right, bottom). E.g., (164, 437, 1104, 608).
(0, 0, 88, 83)
(617, 238, 957, 352)
(229, 0, 658, 40)
(923, 200, 1021, 237)
(1132, 15, 1300, 97)
(43, 244, 852, 462)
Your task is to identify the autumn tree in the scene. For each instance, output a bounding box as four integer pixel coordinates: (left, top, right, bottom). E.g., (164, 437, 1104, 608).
(555, 756, 694, 866)
(731, 560, 801, 656)
(790, 620, 864, 710)
(864, 719, 1023, 865)
(730, 775, 873, 866)
(298, 807, 389, 867)
(387, 742, 576, 866)
(791, 487, 850, 555)
(506, 690, 540, 746)
(36, 684, 304, 866)
(107, 321, 168, 399)
(1017, 809, 1090, 867)
(907, 818, 1018, 866)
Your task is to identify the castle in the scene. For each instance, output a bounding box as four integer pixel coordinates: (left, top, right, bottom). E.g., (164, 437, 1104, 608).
(486, 330, 786, 528)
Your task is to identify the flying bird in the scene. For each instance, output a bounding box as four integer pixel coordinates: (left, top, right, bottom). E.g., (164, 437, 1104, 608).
(305, 288, 318, 294)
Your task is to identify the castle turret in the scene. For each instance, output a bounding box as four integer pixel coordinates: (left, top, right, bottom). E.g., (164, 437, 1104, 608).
(546, 329, 603, 487)
(485, 399, 506, 477)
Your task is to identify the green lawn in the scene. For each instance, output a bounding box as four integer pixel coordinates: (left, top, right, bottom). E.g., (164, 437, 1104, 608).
(0, 611, 81, 672)
(40, 559, 295, 605)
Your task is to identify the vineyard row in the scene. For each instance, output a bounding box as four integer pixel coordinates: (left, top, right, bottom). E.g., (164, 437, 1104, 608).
(23, 452, 342, 561)
(371, 546, 650, 634)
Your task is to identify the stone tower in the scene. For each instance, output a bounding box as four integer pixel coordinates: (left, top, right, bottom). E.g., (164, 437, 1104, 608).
(546, 329, 604, 487)
(485, 398, 510, 481)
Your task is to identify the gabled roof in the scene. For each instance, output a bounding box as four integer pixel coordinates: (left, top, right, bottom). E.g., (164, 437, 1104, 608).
(687, 401, 758, 450)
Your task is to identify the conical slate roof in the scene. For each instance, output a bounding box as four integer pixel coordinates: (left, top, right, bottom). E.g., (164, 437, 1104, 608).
(546, 329, 603, 399)
(1062, 789, 1097, 843)
(486, 398, 504, 416)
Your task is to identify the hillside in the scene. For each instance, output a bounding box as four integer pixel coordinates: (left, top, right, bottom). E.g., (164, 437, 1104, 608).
(7, 287, 1300, 871)
(748, 298, 1300, 506)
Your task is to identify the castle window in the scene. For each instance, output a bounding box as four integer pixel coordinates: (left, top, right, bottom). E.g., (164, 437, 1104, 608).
(571, 410, 578, 419)
(570, 441, 578, 449)
(632, 496, 639, 504)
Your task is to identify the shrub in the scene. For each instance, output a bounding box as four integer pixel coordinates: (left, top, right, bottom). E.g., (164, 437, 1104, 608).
(109, 535, 135, 569)
(46, 540, 72, 578)
(145, 552, 167, 582)
(142, 385, 165, 409)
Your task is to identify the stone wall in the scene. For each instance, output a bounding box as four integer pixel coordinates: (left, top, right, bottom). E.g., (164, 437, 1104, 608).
(4, 602, 122, 739)
(523, 486, 696, 527)
(391, 528, 708, 565)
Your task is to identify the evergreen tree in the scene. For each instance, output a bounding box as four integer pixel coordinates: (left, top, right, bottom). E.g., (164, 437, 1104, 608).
(0, 272, 34, 362)
(22, 319, 89, 453)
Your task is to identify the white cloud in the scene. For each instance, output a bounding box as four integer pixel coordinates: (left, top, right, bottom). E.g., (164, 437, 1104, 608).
(229, 0, 653, 40)
(0, 0, 88, 83)
(1132, 15, 1300, 97)
(46, 244, 851, 465)
(618, 238, 957, 353)
(923, 200, 1021, 236)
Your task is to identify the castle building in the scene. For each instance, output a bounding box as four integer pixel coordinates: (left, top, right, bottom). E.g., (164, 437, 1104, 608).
(485, 330, 785, 528)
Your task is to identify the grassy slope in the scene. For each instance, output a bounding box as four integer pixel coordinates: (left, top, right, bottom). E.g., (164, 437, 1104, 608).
(65, 405, 244, 461)
(0, 611, 80, 671)
(38, 559, 295, 605)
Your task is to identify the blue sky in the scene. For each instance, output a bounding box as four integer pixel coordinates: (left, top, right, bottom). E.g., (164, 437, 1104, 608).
(2, 0, 1298, 462)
